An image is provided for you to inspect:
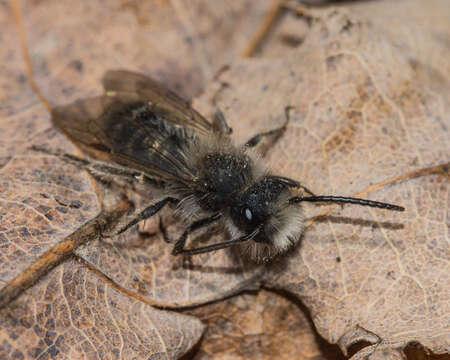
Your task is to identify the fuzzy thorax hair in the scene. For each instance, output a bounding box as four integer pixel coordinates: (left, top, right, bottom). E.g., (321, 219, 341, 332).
(171, 133, 305, 262)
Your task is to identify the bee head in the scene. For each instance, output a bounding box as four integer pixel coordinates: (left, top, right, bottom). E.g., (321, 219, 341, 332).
(230, 177, 304, 262)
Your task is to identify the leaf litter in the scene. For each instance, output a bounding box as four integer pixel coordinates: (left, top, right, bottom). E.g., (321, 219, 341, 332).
(0, 0, 449, 359)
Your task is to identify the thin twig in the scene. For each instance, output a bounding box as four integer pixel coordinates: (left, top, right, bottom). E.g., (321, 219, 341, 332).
(241, 0, 285, 58)
(11, 0, 53, 112)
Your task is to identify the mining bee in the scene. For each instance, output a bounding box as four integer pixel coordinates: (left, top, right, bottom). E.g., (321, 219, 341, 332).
(42, 70, 404, 262)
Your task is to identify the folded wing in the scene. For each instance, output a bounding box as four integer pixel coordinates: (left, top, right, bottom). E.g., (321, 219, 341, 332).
(52, 70, 214, 185)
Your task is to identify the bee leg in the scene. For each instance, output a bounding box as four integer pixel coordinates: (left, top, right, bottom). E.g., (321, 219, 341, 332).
(31, 145, 157, 185)
(110, 197, 179, 236)
(172, 213, 223, 255)
(245, 105, 293, 148)
(296, 184, 316, 197)
(212, 109, 233, 135)
(173, 226, 261, 256)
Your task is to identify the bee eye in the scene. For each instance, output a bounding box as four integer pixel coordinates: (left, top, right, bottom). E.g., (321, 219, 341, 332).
(243, 208, 253, 222)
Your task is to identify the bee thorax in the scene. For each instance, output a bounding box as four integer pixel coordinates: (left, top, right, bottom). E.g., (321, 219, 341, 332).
(196, 152, 254, 211)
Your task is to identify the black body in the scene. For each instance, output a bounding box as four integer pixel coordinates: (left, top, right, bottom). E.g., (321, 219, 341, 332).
(197, 152, 253, 212)
(50, 70, 405, 262)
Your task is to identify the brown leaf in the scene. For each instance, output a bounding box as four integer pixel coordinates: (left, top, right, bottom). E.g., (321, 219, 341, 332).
(0, 258, 204, 359)
(187, 289, 344, 360)
(1, 0, 449, 359)
(11, 0, 273, 103)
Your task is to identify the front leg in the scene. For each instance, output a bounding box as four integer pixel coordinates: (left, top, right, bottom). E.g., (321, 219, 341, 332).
(172, 213, 223, 255)
(173, 226, 262, 256)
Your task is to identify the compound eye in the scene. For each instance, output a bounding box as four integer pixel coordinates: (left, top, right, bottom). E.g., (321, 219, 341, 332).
(243, 207, 253, 222)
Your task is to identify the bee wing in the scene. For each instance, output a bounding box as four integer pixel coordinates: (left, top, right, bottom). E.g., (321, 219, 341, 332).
(102, 70, 213, 136)
(51, 72, 215, 185)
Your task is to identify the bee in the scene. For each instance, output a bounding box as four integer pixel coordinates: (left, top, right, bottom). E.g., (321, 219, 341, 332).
(47, 70, 404, 262)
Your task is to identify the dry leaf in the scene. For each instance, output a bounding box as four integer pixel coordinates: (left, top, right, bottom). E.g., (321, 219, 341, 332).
(7, 0, 273, 103)
(187, 289, 345, 360)
(0, 258, 203, 359)
(1, 0, 449, 359)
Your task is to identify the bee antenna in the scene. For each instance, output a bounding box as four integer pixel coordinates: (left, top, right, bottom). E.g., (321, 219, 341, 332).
(288, 196, 405, 211)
